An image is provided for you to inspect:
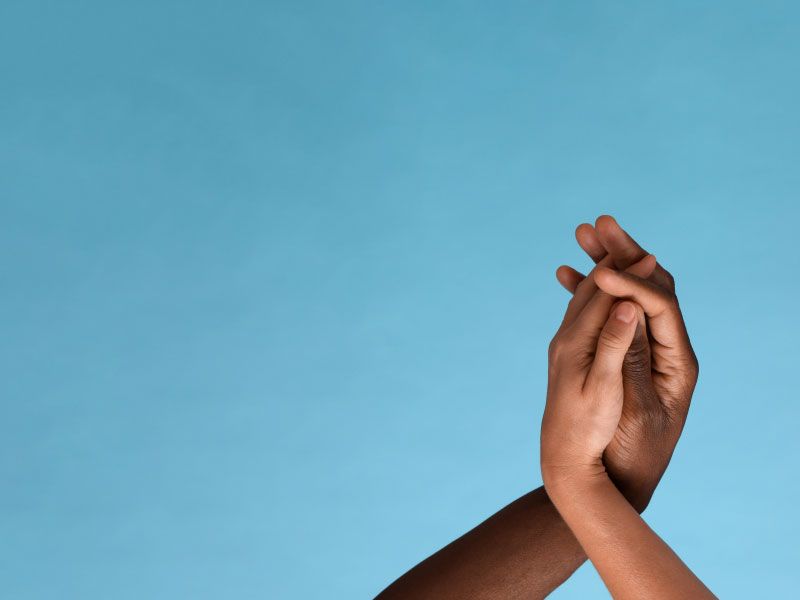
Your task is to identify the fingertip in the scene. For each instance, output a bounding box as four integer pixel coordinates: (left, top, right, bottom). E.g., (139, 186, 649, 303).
(635, 302, 646, 323)
(594, 266, 615, 281)
(645, 254, 657, 274)
(639, 253, 657, 273)
(594, 214, 618, 232)
(575, 223, 605, 261)
(556, 265, 584, 293)
(614, 301, 636, 323)
(575, 222, 594, 239)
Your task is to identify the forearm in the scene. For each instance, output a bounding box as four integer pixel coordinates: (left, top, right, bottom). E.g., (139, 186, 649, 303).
(375, 487, 586, 600)
(548, 474, 714, 600)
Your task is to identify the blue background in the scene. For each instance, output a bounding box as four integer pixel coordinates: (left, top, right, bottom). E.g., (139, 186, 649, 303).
(2, 1, 798, 598)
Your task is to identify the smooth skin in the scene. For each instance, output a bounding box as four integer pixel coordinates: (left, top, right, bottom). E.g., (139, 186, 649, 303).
(542, 289, 714, 597)
(376, 216, 700, 599)
(557, 216, 699, 511)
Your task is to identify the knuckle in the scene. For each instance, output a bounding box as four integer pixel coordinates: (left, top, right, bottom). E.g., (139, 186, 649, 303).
(599, 327, 627, 349)
(686, 350, 700, 380)
(549, 331, 578, 363)
(627, 327, 649, 355)
(656, 289, 679, 313)
(653, 268, 676, 293)
(622, 346, 650, 375)
(548, 337, 565, 362)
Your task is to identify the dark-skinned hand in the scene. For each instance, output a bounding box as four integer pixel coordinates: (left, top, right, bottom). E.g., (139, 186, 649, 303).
(553, 215, 699, 511)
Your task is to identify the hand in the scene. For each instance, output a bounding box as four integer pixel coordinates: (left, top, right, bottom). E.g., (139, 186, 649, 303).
(541, 292, 716, 600)
(552, 216, 699, 511)
(541, 255, 654, 490)
(375, 217, 702, 600)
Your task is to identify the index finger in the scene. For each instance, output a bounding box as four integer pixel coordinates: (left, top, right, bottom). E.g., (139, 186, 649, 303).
(594, 267, 690, 352)
(594, 215, 675, 292)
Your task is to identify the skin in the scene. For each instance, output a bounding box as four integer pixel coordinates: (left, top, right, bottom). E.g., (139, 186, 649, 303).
(376, 216, 699, 599)
(556, 216, 699, 511)
(541, 285, 714, 598)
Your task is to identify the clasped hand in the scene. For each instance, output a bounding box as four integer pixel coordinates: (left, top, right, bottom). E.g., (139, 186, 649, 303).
(540, 216, 712, 599)
(541, 255, 652, 489)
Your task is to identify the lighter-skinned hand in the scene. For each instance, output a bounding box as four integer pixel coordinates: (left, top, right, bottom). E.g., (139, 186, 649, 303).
(541, 253, 653, 484)
(552, 216, 698, 511)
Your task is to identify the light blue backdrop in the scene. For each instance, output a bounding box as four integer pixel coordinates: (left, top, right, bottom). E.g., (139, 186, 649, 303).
(2, 1, 798, 598)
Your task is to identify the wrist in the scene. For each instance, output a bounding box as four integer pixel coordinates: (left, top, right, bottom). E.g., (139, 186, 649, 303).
(604, 458, 665, 514)
(611, 478, 655, 514)
(541, 461, 609, 506)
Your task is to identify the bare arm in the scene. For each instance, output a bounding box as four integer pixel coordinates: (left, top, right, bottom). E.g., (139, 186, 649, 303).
(541, 261, 713, 598)
(377, 251, 655, 599)
(547, 473, 714, 599)
(377, 216, 700, 598)
(376, 487, 585, 600)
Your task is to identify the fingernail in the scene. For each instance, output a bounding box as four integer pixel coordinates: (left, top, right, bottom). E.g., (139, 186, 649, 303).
(615, 302, 635, 323)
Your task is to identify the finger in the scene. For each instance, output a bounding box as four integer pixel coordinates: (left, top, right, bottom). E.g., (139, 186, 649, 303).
(620, 308, 659, 411)
(575, 223, 607, 263)
(624, 307, 652, 376)
(558, 254, 615, 332)
(568, 254, 656, 338)
(595, 215, 647, 268)
(556, 265, 586, 293)
(594, 215, 675, 292)
(586, 301, 640, 387)
(594, 267, 690, 351)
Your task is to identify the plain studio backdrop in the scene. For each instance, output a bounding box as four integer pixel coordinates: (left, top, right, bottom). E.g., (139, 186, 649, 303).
(2, 1, 798, 598)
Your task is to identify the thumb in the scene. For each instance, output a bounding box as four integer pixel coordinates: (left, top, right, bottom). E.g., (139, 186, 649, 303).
(588, 301, 640, 386)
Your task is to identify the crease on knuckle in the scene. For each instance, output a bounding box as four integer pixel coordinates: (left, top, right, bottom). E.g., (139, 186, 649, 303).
(686, 350, 700, 380)
(548, 337, 566, 363)
(622, 347, 650, 375)
(599, 328, 627, 350)
(654, 290, 679, 316)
